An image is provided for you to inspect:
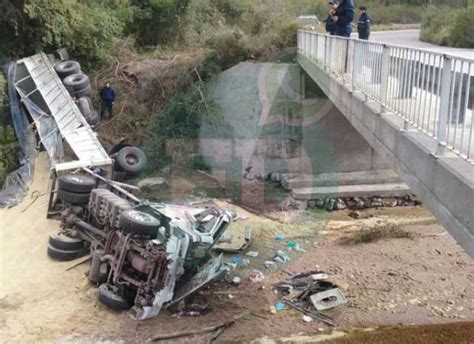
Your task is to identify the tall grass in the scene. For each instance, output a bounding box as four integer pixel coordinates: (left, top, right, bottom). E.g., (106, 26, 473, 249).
(420, 5, 474, 48)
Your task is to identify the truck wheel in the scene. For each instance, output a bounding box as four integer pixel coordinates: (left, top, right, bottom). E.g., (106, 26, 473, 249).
(57, 189, 91, 204)
(73, 84, 92, 98)
(47, 244, 85, 261)
(77, 96, 92, 116)
(55, 60, 81, 79)
(49, 232, 84, 251)
(63, 73, 90, 90)
(115, 146, 147, 175)
(119, 209, 160, 237)
(98, 284, 131, 311)
(85, 110, 100, 127)
(59, 174, 96, 193)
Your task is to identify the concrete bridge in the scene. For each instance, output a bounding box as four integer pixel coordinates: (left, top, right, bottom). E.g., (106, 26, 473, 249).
(297, 31, 474, 256)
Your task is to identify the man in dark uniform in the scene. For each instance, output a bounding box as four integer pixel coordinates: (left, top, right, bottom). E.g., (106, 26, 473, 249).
(324, 1, 338, 35)
(357, 6, 371, 40)
(99, 82, 116, 119)
(332, 0, 355, 37)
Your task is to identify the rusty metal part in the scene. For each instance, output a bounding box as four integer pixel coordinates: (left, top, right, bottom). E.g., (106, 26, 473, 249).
(88, 249, 105, 283)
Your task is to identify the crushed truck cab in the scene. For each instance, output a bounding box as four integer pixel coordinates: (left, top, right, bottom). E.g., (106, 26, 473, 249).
(51, 173, 231, 320)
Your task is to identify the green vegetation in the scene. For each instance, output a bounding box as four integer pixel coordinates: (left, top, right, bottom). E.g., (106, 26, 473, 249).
(1, 0, 460, 178)
(420, 4, 474, 48)
(0, 126, 19, 185)
(142, 80, 221, 171)
(0, 1, 126, 68)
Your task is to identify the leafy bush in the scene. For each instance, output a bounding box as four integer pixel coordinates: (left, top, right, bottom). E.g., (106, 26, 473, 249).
(142, 82, 220, 171)
(125, 0, 190, 45)
(210, 0, 252, 20)
(368, 4, 422, 24)
(0, 126, 19, 185)
(206, 28, 251, 69)
(0, 0, 126, 66)
(420, 5, 474, 48)
(447, 6, 474, 48)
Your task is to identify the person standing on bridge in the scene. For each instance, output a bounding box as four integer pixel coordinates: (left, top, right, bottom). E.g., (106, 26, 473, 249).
(332, 0, 355, 37)
(357, 6, 371, 40)
(324, 1, 338, 35)
(99, 82, 116, 120)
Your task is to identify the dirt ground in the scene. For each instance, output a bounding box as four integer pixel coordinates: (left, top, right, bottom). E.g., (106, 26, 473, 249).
(1, 154, 473, 343)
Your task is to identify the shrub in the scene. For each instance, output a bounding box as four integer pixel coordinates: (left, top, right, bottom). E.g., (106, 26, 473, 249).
(205, 28, 251, 69)
(126, 0, 190, 45)
(142, 82, 220, 171)
(420, 7, 455, 46)
(0, 0, 127, 67)
(420, 5, 474, 48)
(0, 126, 19, 185)
(447, 6, 474, 48)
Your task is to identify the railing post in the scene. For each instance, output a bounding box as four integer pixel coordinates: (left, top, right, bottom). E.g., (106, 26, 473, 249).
(350, 41, 357, 93)
(312, 33, 317, 61)
(379, 45, 391, 114)
(297, 31, 301, 53)
(323, 36, 327, 70)
(436, 55, 453, 155)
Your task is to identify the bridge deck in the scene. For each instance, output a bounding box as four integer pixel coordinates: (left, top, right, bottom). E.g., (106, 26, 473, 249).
(297, 31, 474, 256)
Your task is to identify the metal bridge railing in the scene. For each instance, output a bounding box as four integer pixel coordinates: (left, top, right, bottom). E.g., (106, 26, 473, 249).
(297, 31, 474, 162)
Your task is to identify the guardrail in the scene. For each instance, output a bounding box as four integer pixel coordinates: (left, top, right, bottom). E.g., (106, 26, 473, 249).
(297, 31, 474, 162)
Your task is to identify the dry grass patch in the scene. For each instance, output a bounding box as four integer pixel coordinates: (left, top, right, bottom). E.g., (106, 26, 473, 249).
(339, 224, 414, 245)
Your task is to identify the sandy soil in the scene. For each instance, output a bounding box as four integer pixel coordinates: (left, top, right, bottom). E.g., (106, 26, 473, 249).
(1, 154, 473, 343)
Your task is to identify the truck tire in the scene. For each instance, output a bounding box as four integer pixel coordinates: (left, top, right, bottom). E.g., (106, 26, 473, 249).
(85, 110, 100, 126)
(57, 189, 91, 204)
(77, 97, 92, 116)
(55, 60, 81, 79)
(63, 73, 90, 91)
(119, 209, 160, 236)
(47, 244, 84, 261)
(59, 174, 96, 193)
(72, 84, 92, 98)
(49, 232, 84, 251)
(98, 284, 130, 311)
(115, 146, 147, 175)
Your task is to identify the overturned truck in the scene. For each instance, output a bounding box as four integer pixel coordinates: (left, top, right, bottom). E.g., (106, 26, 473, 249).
(5, 50, 231, 320)
(50, 172, 231, 320)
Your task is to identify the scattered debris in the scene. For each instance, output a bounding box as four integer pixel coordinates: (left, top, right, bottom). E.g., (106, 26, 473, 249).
(287, 241, 299, 249)
(275, 301, 286, 311)
(285, 300, 336, 326)
(273, 250, 290, 263)
(214, 226, 252, 253)
(275, 234, 285, 241)
(231, 257, 250, 267)
(232, 276, 242, 285)
(273, 269, 347, 326)
(310, 288, 347, 311)
(64, 255, 92, 271)
(150, 312, 250, 342)
(249, 270, 265, 283)
(246, 251, 259, 257)
(311, 273, 329, 281)
(264, 261, 276, 269)
(302, 315, 313, 323)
